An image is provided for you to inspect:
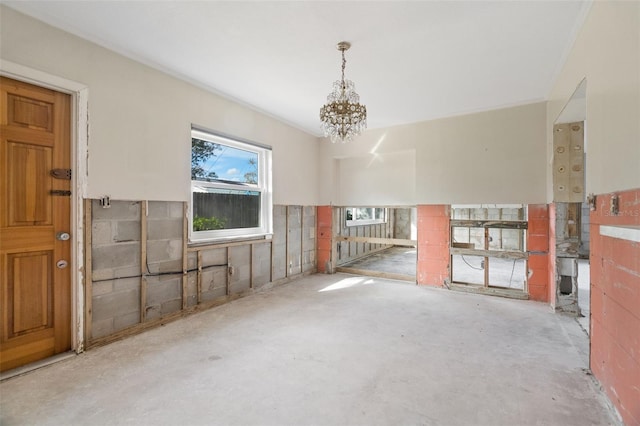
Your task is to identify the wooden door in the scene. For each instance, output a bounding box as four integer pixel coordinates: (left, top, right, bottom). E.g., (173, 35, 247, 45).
(0, 77, 71, 372)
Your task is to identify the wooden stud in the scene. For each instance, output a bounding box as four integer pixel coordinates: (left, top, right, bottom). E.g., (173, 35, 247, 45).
(285, 206, 290, 277)
(84, 199, 93, 343)
(226, 247, 231, 296)
(484, 227, 490, 288)
(250, 243, 254, 289)
(182, 202, 188, 310)
(197, 251, 202, 303)
(140, 201, 148, 323)
(300, 206, 304, 274)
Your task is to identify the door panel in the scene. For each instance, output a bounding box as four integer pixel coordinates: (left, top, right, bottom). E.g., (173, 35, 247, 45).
(1, 77, 71, 371)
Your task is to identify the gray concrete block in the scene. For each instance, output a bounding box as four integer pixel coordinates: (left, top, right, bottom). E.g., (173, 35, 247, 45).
(147, 239, 182, 263)
(229, 245, 250, 267)
(187, 252, 197, 270)
(113, 311, 140, 332)
(91, 221, 112, 246)
(187, 272, 197, 307)
(91, 281, 113, 297)
(91, 318, 114, 339)
(147, 259, 183, 275)
(92, 288, 140, 322)
(161, 299, 182, 316)
(202, 268, 227, 292)
(92, 242, 140, 271)
(168, 202, 185, 219)
(147, 201, 168, 219)
(114, 220, 141, 243)
(92, 268, 115, 282)
(146, 276, 181, 306)
(114, 277, 140, 293)
(93, 200, 140, 221)
(114, 265, 142, 280)
(145, 305, 161, 321)
(148, 218, 183, 240)
(201, 248, 227, 266)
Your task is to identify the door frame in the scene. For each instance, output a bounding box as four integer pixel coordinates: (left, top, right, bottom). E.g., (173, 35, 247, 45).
(1, 60, 88, 354)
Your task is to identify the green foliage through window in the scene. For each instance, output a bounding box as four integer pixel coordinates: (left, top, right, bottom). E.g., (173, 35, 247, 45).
(192, 215, 226, 231)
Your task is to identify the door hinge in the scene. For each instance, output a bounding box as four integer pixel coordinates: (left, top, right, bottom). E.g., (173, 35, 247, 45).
(50, 190, 72, 196)
(51, 169, 72, 180)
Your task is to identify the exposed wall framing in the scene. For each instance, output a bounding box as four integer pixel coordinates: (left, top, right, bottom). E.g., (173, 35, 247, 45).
(334, 207, 396, 266)
(84, 200, 316, 348)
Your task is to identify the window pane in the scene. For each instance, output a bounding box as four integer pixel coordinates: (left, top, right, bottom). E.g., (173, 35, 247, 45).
(192, 138, 259, 185)
(193, 188, 260, 230)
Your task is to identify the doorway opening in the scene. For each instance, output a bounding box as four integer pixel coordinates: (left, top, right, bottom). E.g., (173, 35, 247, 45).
(335, 207, 417, 282)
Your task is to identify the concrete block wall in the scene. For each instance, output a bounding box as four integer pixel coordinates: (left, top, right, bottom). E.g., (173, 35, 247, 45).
(394, 208, 412, 240)
(90, 200, 142, 339)
(302, 206, 316, 274)
(146, 201, 184, 319)
(417, 205, 450, 286)
(317, 206, 332, 273)
(589, 189, 640, 426)
(88, 201, 316, 343)
(527, 204, 550, 303)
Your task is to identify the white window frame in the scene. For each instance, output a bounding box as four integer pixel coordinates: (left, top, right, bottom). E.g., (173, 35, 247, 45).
(345, 207, 387, 227)
(189, 128, 272, 243)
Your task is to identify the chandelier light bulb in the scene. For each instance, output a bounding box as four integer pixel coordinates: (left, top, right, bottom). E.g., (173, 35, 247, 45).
(320, 41, 367, 143)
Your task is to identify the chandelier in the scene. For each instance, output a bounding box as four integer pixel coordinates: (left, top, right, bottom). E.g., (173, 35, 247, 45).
(320, 41, 367, 143)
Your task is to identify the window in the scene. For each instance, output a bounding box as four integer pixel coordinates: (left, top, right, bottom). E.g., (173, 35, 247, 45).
(345, 207, 387, 226)
(190, 128, 272, 242)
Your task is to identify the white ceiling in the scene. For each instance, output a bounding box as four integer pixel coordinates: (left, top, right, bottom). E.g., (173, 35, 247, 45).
(5, 1, 591, 136)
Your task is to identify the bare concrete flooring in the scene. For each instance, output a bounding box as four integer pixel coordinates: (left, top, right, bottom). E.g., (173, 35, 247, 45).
(0, 274, 617, 426)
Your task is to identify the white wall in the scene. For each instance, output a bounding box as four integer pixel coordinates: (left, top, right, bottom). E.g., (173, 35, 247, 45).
(0, 6, 319, 205)
(319, 102, 547, 205)
(547, 1, 640, 198)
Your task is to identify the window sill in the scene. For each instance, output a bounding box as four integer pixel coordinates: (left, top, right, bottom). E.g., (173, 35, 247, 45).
(188, 233, 272, 249)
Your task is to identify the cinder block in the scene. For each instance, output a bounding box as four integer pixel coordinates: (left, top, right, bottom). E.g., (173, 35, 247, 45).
(147, 201, 168, 218)
(91, 268, 114, 282)
(229, 245, 250, 265)
(161, 299, 182, 316)
(114, 220, 141, 243)
(201, 248, 227, 266)
(202, 268, 227, 293)
(168, 202, 185, 219)
(92, 288, 140, 321)
(92, 243, 140, 272)
(146, 276, 181, 306)
(147, 218, 183, 240)
(91, 221, 112, 245)
(113, 311, 140, 331)
(91, 280, 113, 297)
(113, 277, 141, 292)
(91, 318, 114, 339)
(147, 239, 182, 264)
(93, 200, 140, 221)
(187, 252, 197, 270)
(145, 304, 161, 321)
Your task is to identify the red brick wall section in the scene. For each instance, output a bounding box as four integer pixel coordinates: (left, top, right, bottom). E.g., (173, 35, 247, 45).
(417, 205, 450, 286)
(590, 189, 640, 426)
(316, 206, 333, 273)
(527, 204, 551, 303)
(548, 203, 557, 308)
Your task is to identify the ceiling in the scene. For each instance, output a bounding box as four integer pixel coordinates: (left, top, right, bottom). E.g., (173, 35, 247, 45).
(5, 1, 591, 136)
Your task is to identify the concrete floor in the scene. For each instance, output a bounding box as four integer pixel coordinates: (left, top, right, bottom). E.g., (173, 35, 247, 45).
(0, 274, 617, 426)
(341, 246, 417, 278)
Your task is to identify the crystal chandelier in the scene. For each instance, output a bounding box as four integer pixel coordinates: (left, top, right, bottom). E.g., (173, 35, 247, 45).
(320, 41, 367, 143)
